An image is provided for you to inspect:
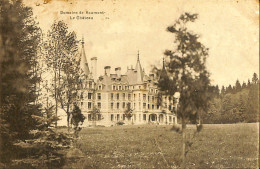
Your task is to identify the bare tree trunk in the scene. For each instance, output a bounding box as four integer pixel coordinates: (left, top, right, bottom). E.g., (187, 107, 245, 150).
(181, 116, 187, 168)
(181, 128, 186, 168)
(67, 113, 70, 132)
(54, 70, 58, 128)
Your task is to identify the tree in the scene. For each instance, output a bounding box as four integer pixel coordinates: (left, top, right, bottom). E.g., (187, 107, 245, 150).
(226, 85, 233, 93)
(44, 20, 80, 130)
(252, 73, 258, 84)
(71, 104, 85, 137)
(89, 106, 102, 127)
(163, 13, 210, 168)
(246, 79, 259, 122)
(247, 79, 251, 87)
(124, 102, 134, 123)
(235, 79, 241, 92)
(220, 86, 225, 97)
(242, 81, 247, 89)
(13, 106, 73, 168)
(0, 0, 41, 164)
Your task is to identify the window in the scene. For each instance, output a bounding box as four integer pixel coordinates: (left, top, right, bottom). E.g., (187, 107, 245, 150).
(123, 102, 126, 108)
(88, 93, 92, 99)
(98, 102, 101, 109)
(143, 94, 146, 101)
(139, 86, 141, 89)
(133, 86, 135, 89)
(152, 96, 154, 102)
(111, 114, 114, 121)
(89, 82, 92, 88)
(134, 103, 136, 109)
(157, 105, 160, 109)
(98, 85, 102, 90)
(139, 102, 141, 109)
(148, 96, 150, 102)
(88, 102, 92, 109)
(123, 93, 125, 100)
(119, 86, 122, 90)
(139, 114, 141, 121)
(97, 114, 101, 120)
(111, 93, 113, 100)
(123, 114, 125, 120)
(117, 102, 120, 109)
(143, 103, 146, 109)
(111, 103, 114, 109)
(97, 93, 101, 100)
(81, 102, 83, 107)
(169, 116, 172, 122)
(88, 114, 92, 121)
(113, 85, 116, 90)
(128, 94, 131, 100)
(152, 104, 154, 109)
(169, 105, 171, 111)
(139, 93, 141, 100)
(80, 92, 83, 99)
(143, 114, 146, 120)
(125, 86, 128, 90)
(148, 104, 150, 109)
(117, 114, 120, 121)
(116, 93, 119, 100)
(134, 94, 136, 100)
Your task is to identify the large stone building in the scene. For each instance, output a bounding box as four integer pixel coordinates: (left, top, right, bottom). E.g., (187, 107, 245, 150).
(77, 40, 178, 127)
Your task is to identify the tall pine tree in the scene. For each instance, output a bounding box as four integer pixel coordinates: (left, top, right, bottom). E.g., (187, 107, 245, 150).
(0, 0, 41, 163)
(163, 13, 210, 168)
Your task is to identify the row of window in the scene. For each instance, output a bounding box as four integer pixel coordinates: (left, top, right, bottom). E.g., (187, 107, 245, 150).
(86, 113, 174, 122)
(110, 93, 157, 102)
(81, 92, 174, 103)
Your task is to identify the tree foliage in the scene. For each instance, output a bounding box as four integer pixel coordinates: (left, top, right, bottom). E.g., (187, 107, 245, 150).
(44, 20, 81, 130)
(159, 12, 211, 168)
(164, 13, 210, 125)
(71, 104, 85, 137)
(0, 1, 76, 168)
(0, 0, 41, 164)
(124, 102, 133, 120)
(202, 73, 259, 123)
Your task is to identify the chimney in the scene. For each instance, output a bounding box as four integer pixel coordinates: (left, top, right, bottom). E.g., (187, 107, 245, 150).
(115, 67, 121, 77)
(90, 57, 97, 82)
(149, 74, 154, 80)
(104, 66, 111, 76)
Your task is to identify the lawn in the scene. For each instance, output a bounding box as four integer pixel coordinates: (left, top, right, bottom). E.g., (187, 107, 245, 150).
(63, 123, 259, 169)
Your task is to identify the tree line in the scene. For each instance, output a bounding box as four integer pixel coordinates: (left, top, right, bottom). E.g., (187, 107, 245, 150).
(203, 73, 259, 123)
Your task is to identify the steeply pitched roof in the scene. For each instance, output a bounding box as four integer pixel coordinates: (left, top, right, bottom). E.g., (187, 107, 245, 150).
(79, 38, 90, 76)
(159, 58, 168, 81)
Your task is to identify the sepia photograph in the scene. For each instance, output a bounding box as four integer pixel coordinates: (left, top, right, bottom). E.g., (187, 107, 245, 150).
(0, 0, 259, 168)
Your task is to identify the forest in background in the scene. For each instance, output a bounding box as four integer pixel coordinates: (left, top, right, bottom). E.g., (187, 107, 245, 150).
(203, 73, 259, 124)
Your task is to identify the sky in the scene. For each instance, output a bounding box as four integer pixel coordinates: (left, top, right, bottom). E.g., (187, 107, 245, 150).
(24, 0, 259, 87)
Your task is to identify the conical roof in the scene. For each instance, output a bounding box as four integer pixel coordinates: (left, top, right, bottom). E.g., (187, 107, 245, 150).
(135, 51, 144, 84)
(79, 38, 90, 76)
(159, 58, 168, 80)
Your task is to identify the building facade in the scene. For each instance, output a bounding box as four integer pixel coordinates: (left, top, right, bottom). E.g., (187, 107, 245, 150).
(77, 40, 178, 127)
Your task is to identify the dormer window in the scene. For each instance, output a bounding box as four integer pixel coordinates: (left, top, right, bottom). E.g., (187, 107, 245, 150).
(98, 85, 102, 90)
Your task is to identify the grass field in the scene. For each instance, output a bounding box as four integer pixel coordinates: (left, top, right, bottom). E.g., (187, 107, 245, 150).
(64, 123, 259, 169)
